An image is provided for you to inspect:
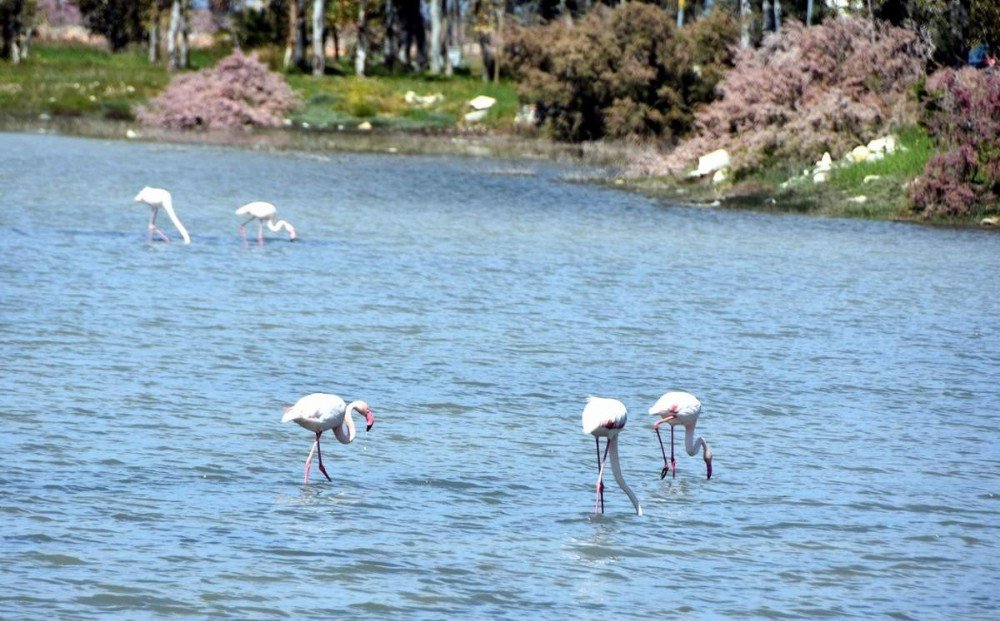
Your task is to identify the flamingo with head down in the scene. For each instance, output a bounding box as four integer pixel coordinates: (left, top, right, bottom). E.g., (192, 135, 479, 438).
(133, 187, 190, 244)
(581, 396, 643, 516)
(649, 391, 713, 480)
(235, 201, 297, 245)
(281, 393, 375, 484)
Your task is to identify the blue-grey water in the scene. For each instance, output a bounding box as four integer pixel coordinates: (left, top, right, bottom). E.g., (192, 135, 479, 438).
(1, 132, 998, 619)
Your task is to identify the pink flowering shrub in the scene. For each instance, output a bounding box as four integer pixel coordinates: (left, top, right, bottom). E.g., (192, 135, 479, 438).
(648, 16, 928, 176)
(909, 68, 1000, 218)
(138, 51, 300, 130)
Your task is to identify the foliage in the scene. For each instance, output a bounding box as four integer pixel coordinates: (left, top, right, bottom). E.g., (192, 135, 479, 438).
(656, 16, 929, 176)
(138, 50, 300, 129)
(507, 3, 723, 142)
(909, 67, 999, 218)
(76, 0, 148, 51)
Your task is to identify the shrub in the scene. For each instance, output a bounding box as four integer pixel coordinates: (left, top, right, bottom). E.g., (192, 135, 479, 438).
(649, 16, 929, 176)
(138, 51, 300, 130)
(909, 67, 999, 218)
(506, 3, 734, 142)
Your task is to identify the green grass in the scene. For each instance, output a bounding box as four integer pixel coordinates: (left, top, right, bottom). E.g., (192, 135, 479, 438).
(285, 59, 518, 131)
(0, 43, 517, 131)
(774, 126, 936, 220)
(0, 43, 228, 120)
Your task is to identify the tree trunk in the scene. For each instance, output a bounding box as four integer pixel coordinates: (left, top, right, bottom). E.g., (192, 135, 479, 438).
(149, 8, 159, 64)
(355, 0, 367, 76)
(285, 0, 307, 70)
(430, 0, 443, 74)
(740, 0, 751, 48)
(762, 0, 773, 34)
(806, 0, 813, 26)
(384, 0, 396, 70)
(168, 0, 181, 71)
(493, 7, 503, 83)
(703, 0, 714, 14)
(677, 0, 685, 28)
(179, 0, 190, 69)
(773, 0, 782, 33)
(559, 0, 572, 26)
(312, 0, 326, 75)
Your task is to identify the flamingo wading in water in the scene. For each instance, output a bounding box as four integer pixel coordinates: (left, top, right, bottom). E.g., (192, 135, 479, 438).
(133, 187, 190, 244)
(281, 393, 375, 484)
(649, 391, 713, 480)
(581, 397, 643, 516)
(235, 201, 297, 245)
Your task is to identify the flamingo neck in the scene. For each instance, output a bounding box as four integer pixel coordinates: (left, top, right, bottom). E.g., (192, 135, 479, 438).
(684, 424, 707, 458)
(161, 198, 190, 244)
(608, 436, 643, 516)
(266, 217, 296, 239)
(333, 402, 362, 444)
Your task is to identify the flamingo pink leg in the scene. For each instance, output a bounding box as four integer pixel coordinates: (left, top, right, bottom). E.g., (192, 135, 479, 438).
(595, 438, 611, 514)
(239, 223, 248, 246)
(303, 440, 317, 484)
(670, 425, 676, 479)
(655, 425, 670, 479)
(654, 416, 677, 479)
(149, 225, 170, 242)
(314, 431, 332, 482)
(257, 220, 264, 246)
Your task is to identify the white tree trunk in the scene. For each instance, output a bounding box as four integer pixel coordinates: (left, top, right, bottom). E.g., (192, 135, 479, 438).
(312, 0, 326, 75)
(807, 0, 814, 25)
(677, 0, 685, 27)
(430, 0, 443, 74)
(774, 0, 782, 32)
(179, 0, 190, 69)
(149, 10, 159, 64)
(740, 0, 751, 48)
(355, 0, 367, 76)
(167, 0, 181, 71)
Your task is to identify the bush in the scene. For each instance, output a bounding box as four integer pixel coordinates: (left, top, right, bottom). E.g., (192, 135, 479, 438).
(651, 16, 929, 176)
(138, 51, 300, 130)
(909, 67, 999, 218)
(506, 3, 734, 142)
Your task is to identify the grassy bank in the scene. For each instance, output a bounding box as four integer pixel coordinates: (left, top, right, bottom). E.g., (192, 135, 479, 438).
(0, 43, 518, 131)
(622, 127, 956, 224)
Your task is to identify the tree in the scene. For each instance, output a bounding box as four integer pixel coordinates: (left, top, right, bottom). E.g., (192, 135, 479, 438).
(311, 0, 325, 74)
(429, 0, 443, 73)
(284, 0, 307, 70)
(166, 0, 190, 70)
(77, 0, 147, 51)
(0, 0, 36, 63)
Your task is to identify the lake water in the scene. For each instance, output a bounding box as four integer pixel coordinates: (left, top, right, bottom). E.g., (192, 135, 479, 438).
(1, 132, 998, 619)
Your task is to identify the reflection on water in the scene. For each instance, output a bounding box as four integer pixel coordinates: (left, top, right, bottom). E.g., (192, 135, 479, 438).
(1, 133, 998, 619)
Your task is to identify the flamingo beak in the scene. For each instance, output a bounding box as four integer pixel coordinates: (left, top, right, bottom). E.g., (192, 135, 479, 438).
(706, 458, 713, 480)
(365, 411, 375, 432)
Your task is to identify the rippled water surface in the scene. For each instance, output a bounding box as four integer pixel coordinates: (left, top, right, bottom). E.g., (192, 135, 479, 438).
(2, 133, 999, 618)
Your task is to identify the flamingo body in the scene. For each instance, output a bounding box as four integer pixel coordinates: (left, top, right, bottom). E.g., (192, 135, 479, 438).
(582, 396, 642, 516)
(133, 186, 190, 244)
(281, 393, 375, 483)
(235, 201, 296, 244)
(649, 391, 713, 480)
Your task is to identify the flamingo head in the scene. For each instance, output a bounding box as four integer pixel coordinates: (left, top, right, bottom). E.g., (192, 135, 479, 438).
(288, 225, 297, 242)
(356, 401, 375, 431)
(704, 445, 713, 480)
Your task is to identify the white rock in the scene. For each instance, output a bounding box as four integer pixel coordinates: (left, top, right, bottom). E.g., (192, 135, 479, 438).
(868, 152, 885, 162)
(980, 216, 999, 227)
(850, 145, 871, 163)
(38, 113, 51, 121)
(464, 109, 488, 123)
(468, 95, 497, 111)
(125, 129, 138, 139)
(867, 135, 897, 154)
(847, 195, 868, 204)
(358, 121, 372, 131)
(813, 171, 829, 184)
(690, 149, 731, 177)
(514, 104, 537, 126)
(863, 175, 882, 184)
(712, 168, 729, 184)
(815, 151, 833, 172)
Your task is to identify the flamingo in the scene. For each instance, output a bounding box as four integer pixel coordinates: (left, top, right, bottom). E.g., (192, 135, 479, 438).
(235, 201, 297, 245)
(280, 393, 375, 484)
(649, 391, 712, 480)
(581, 397, 643, 516)
(133, 187, 190, 244)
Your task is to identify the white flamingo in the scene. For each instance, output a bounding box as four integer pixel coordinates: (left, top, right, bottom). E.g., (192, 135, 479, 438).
(133, 187, 190, 244)
(649, 391, 713, 480)
(581, 396, 643, 516)
(281, 393, 375, 484)
(235, 201, 297, 245)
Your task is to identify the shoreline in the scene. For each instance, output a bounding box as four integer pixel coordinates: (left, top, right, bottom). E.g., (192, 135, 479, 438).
(4, 116, 995, 230)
